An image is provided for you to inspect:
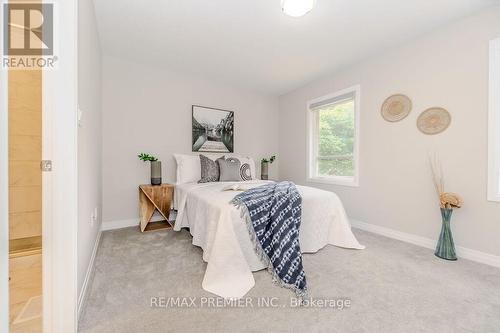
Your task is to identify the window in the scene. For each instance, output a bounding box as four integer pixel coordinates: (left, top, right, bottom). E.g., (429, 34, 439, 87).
(489, 38, 500, 202)
(307, 85, 360, 186)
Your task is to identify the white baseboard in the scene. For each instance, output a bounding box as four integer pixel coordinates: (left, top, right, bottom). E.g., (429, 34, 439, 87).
(350, 219, 500, 268)
(101, 218, 139, 231)
(77, 229, 102, 318)
(102, 213, 176, 231)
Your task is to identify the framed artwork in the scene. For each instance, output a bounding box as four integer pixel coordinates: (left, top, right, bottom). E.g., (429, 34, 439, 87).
(192, 105, 234, 153)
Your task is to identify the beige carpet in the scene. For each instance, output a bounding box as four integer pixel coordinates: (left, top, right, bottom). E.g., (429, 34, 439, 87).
(78, 227, 500, 333)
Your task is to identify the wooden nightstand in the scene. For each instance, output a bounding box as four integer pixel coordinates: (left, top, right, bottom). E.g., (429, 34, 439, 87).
(139, 184, 174, 232)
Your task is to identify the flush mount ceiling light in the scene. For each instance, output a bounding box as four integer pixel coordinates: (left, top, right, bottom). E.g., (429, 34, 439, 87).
(281, 0, 316, 17)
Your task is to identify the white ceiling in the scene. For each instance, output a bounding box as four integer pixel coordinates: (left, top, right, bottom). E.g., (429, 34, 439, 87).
(93, 0, 499, 95)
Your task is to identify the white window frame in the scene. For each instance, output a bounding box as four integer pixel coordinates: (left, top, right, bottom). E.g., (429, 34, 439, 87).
(488, 38, 500, 202)
(306, 85, 360, 187)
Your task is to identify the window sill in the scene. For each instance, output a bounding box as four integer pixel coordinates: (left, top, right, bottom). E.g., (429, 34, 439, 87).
(307, 176, 359, 187)
(487, 193, 500, 203)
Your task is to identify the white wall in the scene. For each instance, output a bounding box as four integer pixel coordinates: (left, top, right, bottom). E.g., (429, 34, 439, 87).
(102, 56, 280, 225)
(279, 7, 500, 256)
(78, 0, 102, 299)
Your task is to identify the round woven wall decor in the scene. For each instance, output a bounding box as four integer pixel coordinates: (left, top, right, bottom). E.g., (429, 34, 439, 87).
(381, 94, 412, 122)
(417, 107, 451, 135)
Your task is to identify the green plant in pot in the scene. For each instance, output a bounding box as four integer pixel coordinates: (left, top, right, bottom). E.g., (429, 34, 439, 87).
(261, 155, 276, 180)
(138, 153, 162, 185)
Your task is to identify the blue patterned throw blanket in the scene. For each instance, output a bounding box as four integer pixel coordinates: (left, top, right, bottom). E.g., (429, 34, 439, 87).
(231, 181, 307, 297)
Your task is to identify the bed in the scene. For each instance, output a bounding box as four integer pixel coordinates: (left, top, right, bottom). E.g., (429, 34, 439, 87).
(173, 179, 364, 299)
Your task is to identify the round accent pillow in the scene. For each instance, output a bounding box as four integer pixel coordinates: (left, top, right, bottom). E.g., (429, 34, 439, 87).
(240, 163, 252, 181)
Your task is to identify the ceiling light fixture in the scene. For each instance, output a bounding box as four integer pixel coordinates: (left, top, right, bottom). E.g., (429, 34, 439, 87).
(281, 0, 316, 18)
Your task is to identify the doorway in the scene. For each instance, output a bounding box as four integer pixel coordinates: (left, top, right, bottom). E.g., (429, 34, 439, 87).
(8, 69, 43, 332)
(1, 1, 79, 331)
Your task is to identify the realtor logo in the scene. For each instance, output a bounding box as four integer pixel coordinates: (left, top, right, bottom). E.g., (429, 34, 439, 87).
(3, 3, 53, 56)
(3, 3, 54, 56)
(2, 3, 57, 69)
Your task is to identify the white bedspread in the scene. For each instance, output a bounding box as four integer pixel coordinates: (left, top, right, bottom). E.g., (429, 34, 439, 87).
(173, 180, 364, 298)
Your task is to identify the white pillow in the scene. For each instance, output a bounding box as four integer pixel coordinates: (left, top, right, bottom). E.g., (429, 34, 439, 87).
(245, 157, 256, 179)
(227, 154, 256, 179)
(174, 154, 201, 184)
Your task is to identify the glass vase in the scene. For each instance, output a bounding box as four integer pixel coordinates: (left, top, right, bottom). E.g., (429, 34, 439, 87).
(434, 208, 457, 261)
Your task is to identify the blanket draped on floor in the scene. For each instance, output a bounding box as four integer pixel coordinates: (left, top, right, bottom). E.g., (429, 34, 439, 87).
(231, 181, 307, 297)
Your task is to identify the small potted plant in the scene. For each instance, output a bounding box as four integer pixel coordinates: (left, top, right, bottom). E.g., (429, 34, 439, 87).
(261, 155, 276, 180)
(138, 153, 161, 185)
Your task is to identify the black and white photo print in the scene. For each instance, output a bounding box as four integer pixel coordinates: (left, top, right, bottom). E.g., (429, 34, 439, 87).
(192, 105, 234, 153)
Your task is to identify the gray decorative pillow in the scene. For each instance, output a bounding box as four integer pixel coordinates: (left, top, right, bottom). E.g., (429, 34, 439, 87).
(198, 155, 225, 183)
(218, 157, 253, 181)
(218, 157, 242, 181)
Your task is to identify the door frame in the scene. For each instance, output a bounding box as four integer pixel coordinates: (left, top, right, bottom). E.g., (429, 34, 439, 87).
(0, 38, 9, 333)
(42, 0, 79, 332)
(0, 0, 78, 331)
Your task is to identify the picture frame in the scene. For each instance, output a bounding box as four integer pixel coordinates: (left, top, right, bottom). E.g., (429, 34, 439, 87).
(192, 105, 234, 153)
